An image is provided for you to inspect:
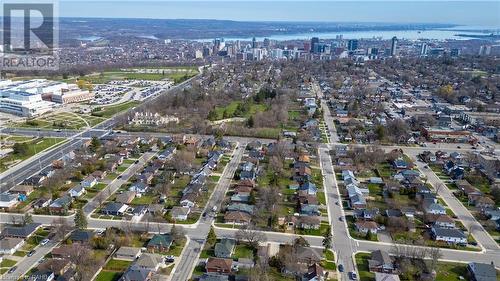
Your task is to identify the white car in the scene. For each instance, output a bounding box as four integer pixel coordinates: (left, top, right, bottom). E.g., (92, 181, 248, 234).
(40, 239, 50, 246)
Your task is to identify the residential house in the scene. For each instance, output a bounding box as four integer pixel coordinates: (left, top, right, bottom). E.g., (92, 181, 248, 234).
(0, 193, 19, 209)
(214, 239, 235, 258)
(224, 211, 251, 225)
(354, 209, 379, 221)
(302, 263, 325, 281)
(68, 185, 86, 198)
(393, 158, 408, 169)
(11, 185, 34, 196)
(170, 207, 190, 221)
(129, 182, 149, 194)
(81, 176, 98, 188)
(1, 223, 40, 238)
(231, 193, 250, 203)
(33, 197, 51, 209)
(467, 262, 497, 281)
(180, 192, 198, 208)
(147, 234, 172, 253)
(374, 273, 401, 281)
(206, 258, 233, 275)
(131, 205, 148, 222)
(368, 250, 396, 273)
(431, 226, 467, 245)
(49, 196, 72, 214)
(0, 237, 25, 255)
(226, 203, 254, 215)
(69, 230, 94, 243)
(120, 268, 152, 281)
(102, 202, 128, 216)
(300, 204, 320, 216)
(355, 221, 379, 234)
(433, 215, 456, 229)
(423, 200, 446, 215)
(115, 247, 142, 261)
(132, 253, 165, 271)
(476, 197, 495, 210)
(298, 216, 321, 230)
(299, 182, 317, 195)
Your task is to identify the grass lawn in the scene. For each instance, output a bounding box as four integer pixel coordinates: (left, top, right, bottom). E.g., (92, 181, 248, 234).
(213, 101, 268, 120)
(91, 101, 140, 118)
(0, 137, 65, 172)
(0, 259, 17, 268)
(232, 244, 254, 260)
(296, 223, 330, 236)
(435, 261, 468, 281)
(355, 253, 375, 281)
(104, 259, 132, 271)
(324, 250, 335, 261)
(321, 260, 337, 271)
(131, 194, 157, 205)
(82, 67, 198, 84)
(95, 271, 122, 281)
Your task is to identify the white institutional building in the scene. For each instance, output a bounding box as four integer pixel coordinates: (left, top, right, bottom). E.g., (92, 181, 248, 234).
(0, 79, 94, 117)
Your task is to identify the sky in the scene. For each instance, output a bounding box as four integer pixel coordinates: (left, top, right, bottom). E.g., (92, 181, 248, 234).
(58, 1, 500, 27)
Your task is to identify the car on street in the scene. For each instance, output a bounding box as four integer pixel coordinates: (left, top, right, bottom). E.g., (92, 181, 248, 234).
(165, 255, 175, 263)
(117, 175, 122, 179)
(338, 264, 344, 272)
(202, 212, 207, 217)
(27, 250, 36, 257)
(135, 160, 139, 164)
(457, 146, 461, 149)
(350, 272, 357, 280)
(339, 216, 344, 222)
(40, 239, 50, 246)
(8, 266, 17, 274)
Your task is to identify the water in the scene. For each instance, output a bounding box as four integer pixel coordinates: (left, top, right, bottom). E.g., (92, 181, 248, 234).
(191, 28, 497, 42)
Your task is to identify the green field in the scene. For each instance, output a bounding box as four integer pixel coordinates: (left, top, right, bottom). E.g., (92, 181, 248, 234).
(14, 112, 105, 130)
(0, 137, 65, 172)
(212, 101, 268, 120)
(95, 271, 122, 281)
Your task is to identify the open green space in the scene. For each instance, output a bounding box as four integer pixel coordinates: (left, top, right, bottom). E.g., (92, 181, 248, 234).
(0, 137, 65, 172)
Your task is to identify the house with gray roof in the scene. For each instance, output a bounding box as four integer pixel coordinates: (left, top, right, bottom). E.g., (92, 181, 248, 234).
(467, 262, 497, 281)
(214, 239, 235, 258)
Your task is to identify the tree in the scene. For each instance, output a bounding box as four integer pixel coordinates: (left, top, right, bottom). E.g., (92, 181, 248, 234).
(51, 217, 72, 241)
(90, 137, 101, 152)
(13, 142, 29, 156)
(235, 226, 266, 249)
(23, 213, 33, 225)
(207, 226, 217, 247)
(293, 236, 310, 248)
(170, 224, 186, 245)
(322, 230, 332, 250)
(74, 208, 87, 229)
(365, 230, 374, 240)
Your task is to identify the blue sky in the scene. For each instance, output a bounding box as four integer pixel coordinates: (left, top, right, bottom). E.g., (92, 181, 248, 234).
(58, 1, 500, 27)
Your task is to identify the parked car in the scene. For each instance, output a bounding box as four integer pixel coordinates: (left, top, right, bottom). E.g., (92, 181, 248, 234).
(350, 272, 357, 280)
(338, 264, 344, 272)
(8, 266, 17, 274)
(40, 239, 50, 246)
(27, 250, 36, 257)
(165, 255, 175, 263)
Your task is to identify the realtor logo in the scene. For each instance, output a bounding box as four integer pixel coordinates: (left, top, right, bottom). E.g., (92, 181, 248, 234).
(1, 0, 59, 70)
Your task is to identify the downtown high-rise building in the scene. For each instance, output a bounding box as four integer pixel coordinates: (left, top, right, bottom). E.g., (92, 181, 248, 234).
(347, 39, 358, 51)
(391, 36, 398, 56)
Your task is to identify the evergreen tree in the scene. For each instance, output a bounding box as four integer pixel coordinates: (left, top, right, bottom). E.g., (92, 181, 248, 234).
(74, 208, 87, 229)
(322, 230, 332, 250)
(207, 226, 217, 247)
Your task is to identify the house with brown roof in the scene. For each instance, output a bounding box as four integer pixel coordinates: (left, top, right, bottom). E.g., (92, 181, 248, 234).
(298, 216, 321, 230)
(298, 154, 310, 163)
(433, 215, 455, 229)
(355, 221, 379, 234)
(10, 185, 34, 195)
(206, 258, 233, 274)
(475, 197, 495, 210)
(224, 211, 251, 225)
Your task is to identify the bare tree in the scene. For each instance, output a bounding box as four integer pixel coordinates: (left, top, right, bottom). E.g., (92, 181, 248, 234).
(235, 226, 266, 249)
(51, 217, 73, 241)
